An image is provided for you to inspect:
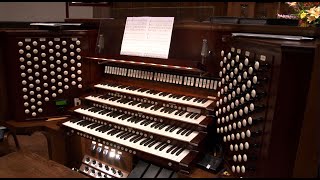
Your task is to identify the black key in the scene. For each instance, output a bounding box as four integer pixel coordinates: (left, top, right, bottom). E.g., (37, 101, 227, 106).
(116, 131, 127, 138)
(158, 123, 167, 130)
(169, 126, 178, 132)
(99, 95, 113, 100)
(152, 105, 162, 111)
(139, 120, 148, 125)
(197, 98, 204, 103)
(148, 140, 158, 148)
(107, 129, 118, 135)
(185, 130, 193, 136)
(176, 127, 185, 135)
(154, 122, 164, 129)
(186, 97, 193, 101)
(170, 146, 180, 154)
(70, 119, 81, 123)
(133, 136, 144, 143)
(129, 101, 140, 106)
(150, 122, 161, 128)
(194, 114, 201, 119)
(87, 123, 101, 129)
(110, 129, 121, 136)
(143, 139, 154, 146)
(129, 135, 140, 142)
(139, 138, 150, 145)
(168, 108, 176, 114)
(174, 110, 182, 115)
(123, 133, 135, 140)
(193, 98, 200, 102)
(99, 109, 111, 115)
(126, 117, 136, 122)
(201, 99, 208, 103)
(185, 112, 193, 118)
(182, 96, 189, 100)
(180, 129, 189, 136)
(166, 145, 176, 153)
(178, 111, 187, 116)
(96, 125, 110, 133)
(119, 132, 130, 139)
(165, 125, 173, 131)
(189, 113, 198, 119)
(134, 118, 145, 124)
(159, 143, 169, 151)
(144, 120, 153, 126)
(155, 142, 166, 150)
(176, 148, 184, 156)
(118, 114, 129, 120)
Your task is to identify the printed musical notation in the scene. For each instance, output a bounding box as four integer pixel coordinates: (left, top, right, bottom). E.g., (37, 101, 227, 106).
(120, 17, 174, 59)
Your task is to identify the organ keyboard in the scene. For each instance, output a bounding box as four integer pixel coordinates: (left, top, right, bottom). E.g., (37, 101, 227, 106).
(72, 106, 203, 144)
(60, 19, 221, 174)
(94, 83, 214, 108)
(63, 61, 216, 171)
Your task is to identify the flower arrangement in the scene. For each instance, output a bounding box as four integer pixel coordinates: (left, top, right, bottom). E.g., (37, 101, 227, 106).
(286, 2, 320, 27)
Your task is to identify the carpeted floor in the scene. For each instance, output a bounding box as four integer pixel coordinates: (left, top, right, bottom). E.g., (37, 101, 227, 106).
(1, 132, 49, 159)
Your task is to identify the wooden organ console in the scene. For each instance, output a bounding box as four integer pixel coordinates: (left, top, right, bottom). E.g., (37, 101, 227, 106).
(0, 19, 318, 178)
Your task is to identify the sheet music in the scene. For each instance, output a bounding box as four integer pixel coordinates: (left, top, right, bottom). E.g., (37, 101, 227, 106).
(120, 17, 174, 59)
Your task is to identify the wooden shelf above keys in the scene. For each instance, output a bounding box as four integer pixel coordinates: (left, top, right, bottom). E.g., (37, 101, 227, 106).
(84, 56, 204, 75)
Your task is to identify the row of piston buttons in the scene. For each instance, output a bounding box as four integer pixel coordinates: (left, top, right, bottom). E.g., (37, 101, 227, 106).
(84, 156, 123, 177)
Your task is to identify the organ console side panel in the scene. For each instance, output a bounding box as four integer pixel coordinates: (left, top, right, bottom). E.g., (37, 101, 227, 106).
(292, 43, 320, 177)
(2, 30, 97, 121)
(217, 37, 317, 177)
(0, 32, 8, 120)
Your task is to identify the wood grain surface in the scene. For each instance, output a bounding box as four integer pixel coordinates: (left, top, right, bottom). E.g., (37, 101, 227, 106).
(0, 151, 87, 178)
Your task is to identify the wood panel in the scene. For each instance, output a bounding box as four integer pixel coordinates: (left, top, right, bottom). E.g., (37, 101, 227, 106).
(0, 151, 86, 178)
(110, 2, 227, 21)
(292, 43, 320, 178)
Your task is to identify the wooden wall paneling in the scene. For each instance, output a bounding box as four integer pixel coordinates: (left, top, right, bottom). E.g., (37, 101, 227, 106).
(0, 32, 8, 120)
(227, 2, 256, 18)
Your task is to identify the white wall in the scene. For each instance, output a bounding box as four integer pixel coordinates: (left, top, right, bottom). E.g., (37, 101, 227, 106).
(0, 2, 93, 22)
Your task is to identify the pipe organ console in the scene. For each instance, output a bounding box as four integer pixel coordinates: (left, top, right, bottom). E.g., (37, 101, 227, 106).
(1, 20, 318, 178)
